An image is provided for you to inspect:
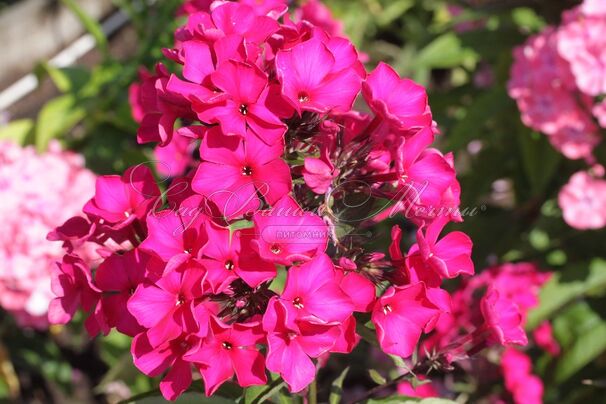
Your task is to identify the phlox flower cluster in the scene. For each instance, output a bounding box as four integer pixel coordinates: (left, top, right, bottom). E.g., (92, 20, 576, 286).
(508, 0, 606, 230)
(50, 0, 528, 400)
(0, 140, 96, 329)
(415, 262, 556, 404)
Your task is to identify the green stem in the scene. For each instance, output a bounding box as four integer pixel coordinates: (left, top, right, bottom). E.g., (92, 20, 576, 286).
(308, 378, 318, 404)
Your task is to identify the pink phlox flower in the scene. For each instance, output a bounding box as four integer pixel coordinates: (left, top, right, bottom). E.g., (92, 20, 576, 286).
(533, 321, 560, 356)
(192, 127, 291, 219)
(363, 62, 432, 131)
(83, 165, 161, 230)
(133, 64, 194, 146)
(47, 216, 97, 253)
(394, 128, 456, 212)
(193, 59, 286, 144)
(48, 254, 100, 325)
(127, 261, 207, 347)
(239, 0, 288, 19)
(139, 196, 208, 268)
(559, 169, 606, 229)
(153, 135, 197, 178)
(275, 37, 363, 114)
(558, 8, 606, 96)
(413, 216, 474, 279)
(198, 221, 276, 292)
(95, 249, 164, 336)
(263, 297, 340, 392)
(501, 348, 543, 404)
(280, 253, 355, 323)
(302, 144, 339, 194)
(251, 195, 328, 265)
(371, 282, 441, 358)
(294, 0, 345, 37)
(132, 332, 199, 400)
(184, 316, 267, 396)
(480, 287, 528, 346)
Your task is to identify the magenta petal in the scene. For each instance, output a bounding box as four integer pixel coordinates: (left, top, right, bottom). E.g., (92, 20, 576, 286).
(196, 347, 234, 396)
(48, 297, 77, 325)
(160, 359, 192, 401)
(253, 159, 292, 205)
(211, 60, 267, 103)
(309, 69, 362, 113)
(128, 284, 176, 328)
(303, 282, 355, 323)
(266, 334, 316, 393)
(231, 348, 267, 387)
(131, 333, 174, 377)
(373, 309, 423, 358)
(339, 272, 376, 312)
(297, 320, 341, 357)
(146, 309, 183, 348)
(182, 41, 215, 84)
(90, 175, 130, 220)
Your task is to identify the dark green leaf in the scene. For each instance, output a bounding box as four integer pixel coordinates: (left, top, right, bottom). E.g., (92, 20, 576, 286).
(414, 33, 477, 69)
(244, 376, 285, 404)
(37, 63, 91, 94)
(329, 367, 349, 404)
(368, 369, 387, 385)
(60, 0, 109, 58)
(527, 259, 606, 329)
(553, 301, 606, 382)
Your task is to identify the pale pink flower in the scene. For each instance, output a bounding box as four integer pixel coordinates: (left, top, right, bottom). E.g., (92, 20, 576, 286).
(0, 140, 96, 329)
(558, 169, 606, 229)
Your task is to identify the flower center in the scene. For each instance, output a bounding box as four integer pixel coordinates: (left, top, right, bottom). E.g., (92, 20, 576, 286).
(298, 91, 310, 103)
(383, 304, 393, 315)
(222, 341, 232, 350)
(225, 260, 235, 271)
(239, 104, 248, 115)
(242, 166, 253, 176)
(176, 294, 185, 306)
(270, 243, 281, 254)
(293, 297, 304, 309)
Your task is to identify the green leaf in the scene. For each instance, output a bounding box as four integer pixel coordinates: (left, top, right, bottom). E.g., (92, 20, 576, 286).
(512, 8, 546, 32)
(517, 130, 561, 195)
(388, 354, 408, 370)
(368, 369, 387, 385)
(355, 322, 379, 347)
(0, 119, 34, 145)
(376, 0, 414, 27)
(329, 367, 349, 404)
(553, 301, 606, 382)
(129, 391, 234, 404)
(244, 377, 285, 404)
(35, 94, 86, 152)
(446, 88, 509, 151)
(229, 220, 254, 235)
(527, 259, 606, 330)
(414, 33, 477, 69)
(269, 266, 287, 294)
(60, 0, 109, 58)
(37, 63, 91, 94)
